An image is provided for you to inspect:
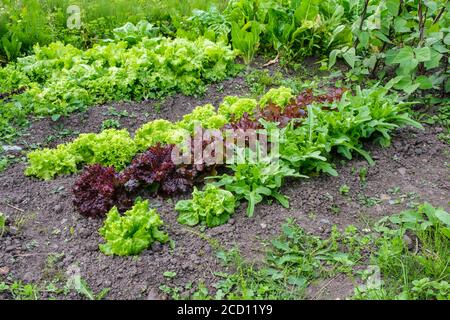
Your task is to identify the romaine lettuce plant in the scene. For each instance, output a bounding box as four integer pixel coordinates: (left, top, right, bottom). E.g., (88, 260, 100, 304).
(210, 147, 306, 217)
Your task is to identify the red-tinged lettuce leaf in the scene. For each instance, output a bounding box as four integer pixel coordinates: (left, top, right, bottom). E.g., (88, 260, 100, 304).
(73, 164, 132, 217)
(119, 144, 205, 196)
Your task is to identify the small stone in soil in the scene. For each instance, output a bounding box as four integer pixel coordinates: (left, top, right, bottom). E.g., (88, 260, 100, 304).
(5, 245, 17, 252)
(0, 267, 10, 275)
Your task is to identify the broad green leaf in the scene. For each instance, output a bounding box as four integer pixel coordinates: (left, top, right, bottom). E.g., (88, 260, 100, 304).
(444, 33, 450, 46)
(416, 75, 433, 90)
(392, 46, 414, 64)
(342, 47, 356, 68)
(424, 49, 443, 69)
(358, 31, 370, 48)
(414, 47, 431, 62)
(386, 0, 400, 15)
(394, 17, 410, 33)
(373, 30, 393, 44)
(273, 193, 290, 208)
(294, 0, 319, 23)
(385, 75, 404, 90)
(287, 276, 307, 287)
(435, 209, 450, 227)
(329, 49, 339, 68)
(421, 202, 439, 224)
(394, 78, 420, 94)
(385, 48, 398, 65)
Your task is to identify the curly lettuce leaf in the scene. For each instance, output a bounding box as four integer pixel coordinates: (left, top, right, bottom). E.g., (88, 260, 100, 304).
(99, 199, 168, 256)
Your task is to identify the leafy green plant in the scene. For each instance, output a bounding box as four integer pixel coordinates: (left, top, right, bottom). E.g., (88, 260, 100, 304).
(409, 278, 450, 300)
(359, 167, 368, 184)
(0, 0, 228, 62)
(177, 104, 228, 132)
(244, 69, 284, 95)
(339, 184, 350, 195)
(176, 184, 236, 227)
(163, 271, 177, 279)
(113, 20, 159, 44)
(388, 202, 450, 239)
(230, 20, 261, 64)
(101, 119, 121, 130)
(175, 219, 371, 300)
(210, 147, 305, 217)
(218, 96, 258, 121)
(99, 199, 169, 256)
(25, 129, 137, 180)
(0, 281, 40, 300)
(134, 119, 187, 151)
(259, 87, 294, 108)
(1, 32, 22, 61)
(280, 86, 422, 178)
(65, 273, 110, 300)
(0, 155, 8, 173)
(355, 203, 450, 300)
(330, 0, 449, 95)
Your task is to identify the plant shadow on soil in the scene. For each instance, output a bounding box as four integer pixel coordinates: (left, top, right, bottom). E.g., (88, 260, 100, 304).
(0, 60, 449, 300)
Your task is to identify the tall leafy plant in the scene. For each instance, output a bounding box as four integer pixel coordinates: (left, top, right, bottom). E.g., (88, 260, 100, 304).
(231, 20, 262, 64)
(330, 0, 449, 95)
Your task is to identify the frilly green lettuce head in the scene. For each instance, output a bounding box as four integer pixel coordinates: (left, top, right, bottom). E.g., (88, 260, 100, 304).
(134, 119, 188, 151)
(218, 96, 257, 121)
(176, 184, 236, 228)
(176, 104, 228, 132)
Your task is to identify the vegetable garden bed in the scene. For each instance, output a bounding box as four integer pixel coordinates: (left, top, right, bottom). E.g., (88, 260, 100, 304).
(0, 0, 449, 301)
(0, 72, 448, 299)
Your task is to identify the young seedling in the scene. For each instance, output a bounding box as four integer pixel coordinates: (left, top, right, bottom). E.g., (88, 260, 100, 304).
(163, 271, 177, 279)
(359, 167, 368, 185)
(339, 184, 350, 195)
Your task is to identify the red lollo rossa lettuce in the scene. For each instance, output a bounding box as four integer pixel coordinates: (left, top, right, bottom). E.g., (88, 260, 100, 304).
(73, 164, 132, 217)
(119, 144, 199, 196)
(225, 87, 346, 130)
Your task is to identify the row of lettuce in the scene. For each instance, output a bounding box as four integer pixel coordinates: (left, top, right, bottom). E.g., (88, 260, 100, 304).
(0, 34, 239, 142)
(24, 85, 423, 256)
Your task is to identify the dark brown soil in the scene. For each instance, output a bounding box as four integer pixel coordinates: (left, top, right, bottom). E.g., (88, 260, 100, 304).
(0, 63, 449, 300)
